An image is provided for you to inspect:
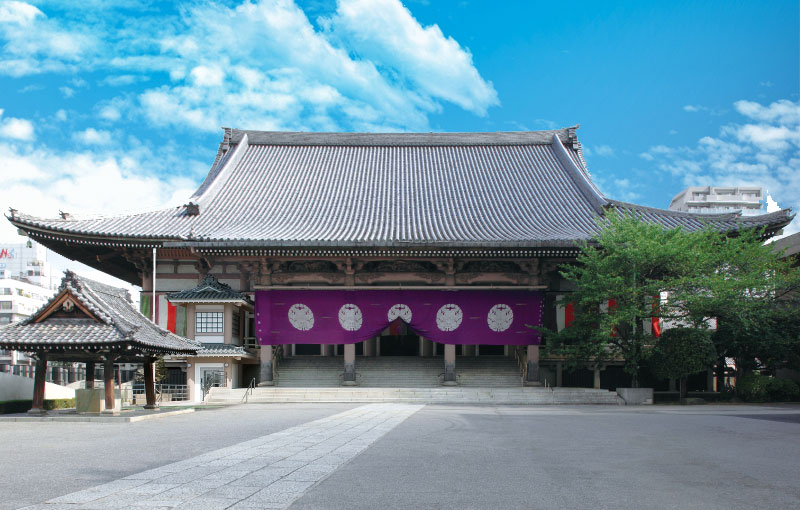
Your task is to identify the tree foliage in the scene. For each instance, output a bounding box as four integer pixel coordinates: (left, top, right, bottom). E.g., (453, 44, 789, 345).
(544, 210, 800, 389)
(650, 328, 716, 381)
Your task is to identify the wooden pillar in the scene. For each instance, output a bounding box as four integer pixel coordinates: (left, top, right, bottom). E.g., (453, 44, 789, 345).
(463, 345, 476, 357)
(342, 343, 356, 385)
(144, 359, 158, 409)
(706, 367, 715, 392)
(28, 353, 48, 415)
(443, 344, 456, 385)
(258, 345, 274, 386)
(102, 358, 117, 414)
(85, 361, 95, 389)
(526, 344, 540, 383)
(364, 338, 376, 357)
(186, 303, 196, 340)
(420, 337, 433, 357)
(223, 303, 233, 344)
(593, 365, 601, 389)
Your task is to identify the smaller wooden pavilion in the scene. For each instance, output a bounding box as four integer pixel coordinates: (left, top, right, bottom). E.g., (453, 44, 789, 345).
(0, 271, 199, 414)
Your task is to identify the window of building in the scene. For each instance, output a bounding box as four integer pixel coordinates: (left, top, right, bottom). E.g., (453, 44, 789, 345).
(196, 312, 224, 333)
(1, 288, 10, 295)
(0, 301, 12, 310)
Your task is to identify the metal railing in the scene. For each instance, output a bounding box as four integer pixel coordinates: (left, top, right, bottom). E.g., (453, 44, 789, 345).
(241, 377, 257, 404)
(131, 383, 189, 401)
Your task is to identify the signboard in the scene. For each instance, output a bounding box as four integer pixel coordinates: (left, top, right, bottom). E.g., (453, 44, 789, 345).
(0, 248, 16, 259)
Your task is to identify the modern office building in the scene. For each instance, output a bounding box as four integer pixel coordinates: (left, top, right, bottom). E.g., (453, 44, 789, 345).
(669, 186, 764, 216)
(0, 240, 57, 374)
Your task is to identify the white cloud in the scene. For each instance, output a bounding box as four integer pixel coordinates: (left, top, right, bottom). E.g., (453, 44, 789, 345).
(189, 65, 225, 87)
(0, 0, 497, 132)
(0, 109, 34, 140)
(73, 127, 111, 145)
(683, 104, 705, 112)
(592, 144, 614, 157)
(59, 86, 74, 98)
(320, 0, 498, 115)
(0, 137, 199, 243)
(0, 1, 41, 25)
(643, 98, 800, 235)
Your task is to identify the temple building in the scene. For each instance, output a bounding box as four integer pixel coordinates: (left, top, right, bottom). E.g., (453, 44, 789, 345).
(6, 127, 793, 394)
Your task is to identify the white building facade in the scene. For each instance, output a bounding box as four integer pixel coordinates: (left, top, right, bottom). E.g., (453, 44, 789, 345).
(669, 186, 763, 216)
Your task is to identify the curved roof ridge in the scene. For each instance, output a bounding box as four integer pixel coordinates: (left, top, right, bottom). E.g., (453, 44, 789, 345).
(551, 133, 608, 214)
(610, 199, 794, 222)
(231, 127, 579, 146)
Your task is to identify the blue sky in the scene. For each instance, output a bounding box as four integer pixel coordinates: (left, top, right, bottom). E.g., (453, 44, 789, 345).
(0, 0, 798, 283)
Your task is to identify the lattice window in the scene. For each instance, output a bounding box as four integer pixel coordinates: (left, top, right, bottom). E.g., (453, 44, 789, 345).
(196, 312, 224, 333)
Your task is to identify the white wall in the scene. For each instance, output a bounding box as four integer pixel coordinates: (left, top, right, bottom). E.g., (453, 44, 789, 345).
(0, 372, 76, 401)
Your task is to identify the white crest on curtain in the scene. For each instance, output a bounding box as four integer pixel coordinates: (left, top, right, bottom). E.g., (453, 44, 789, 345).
(487, 304, 513, 332)
(339, 303, 363, 331)
(436, 304, 463, 332)
(387, 303, 412, 323)
(288, 303, 314, 331)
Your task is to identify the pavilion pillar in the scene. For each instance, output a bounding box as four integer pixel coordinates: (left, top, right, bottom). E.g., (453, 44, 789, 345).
(342, 343, 356, 385)
(102, 358, 117, 414)
(443, 344, 456, 385)
(28, 353, 48, 415)
(144, 359, 158, 409)
(258, 345, 274, 386)
(526, 344, 540, 383)
(85, 361, 95, 389)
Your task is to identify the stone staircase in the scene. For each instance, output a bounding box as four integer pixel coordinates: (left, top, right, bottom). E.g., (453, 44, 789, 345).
(206, 386, 621, 405)
(275, 356, 523, 388)
(204, 355, 621, 405)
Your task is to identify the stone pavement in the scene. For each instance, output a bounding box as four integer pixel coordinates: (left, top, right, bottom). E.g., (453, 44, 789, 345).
(20, 403, 422, 510)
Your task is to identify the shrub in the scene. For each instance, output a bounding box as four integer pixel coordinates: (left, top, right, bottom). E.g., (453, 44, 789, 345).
(43, 398, 76, 410)
(0, 398, 76, 414)
(736, 373, 768, 402)
(766, 378, 800, 402)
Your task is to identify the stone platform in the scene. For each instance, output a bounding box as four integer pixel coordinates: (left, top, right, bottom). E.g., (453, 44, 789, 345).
(208, 387, 622, 405)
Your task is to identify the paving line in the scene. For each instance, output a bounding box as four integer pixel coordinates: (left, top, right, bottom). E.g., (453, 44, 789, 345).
(21, 403, 424, 510)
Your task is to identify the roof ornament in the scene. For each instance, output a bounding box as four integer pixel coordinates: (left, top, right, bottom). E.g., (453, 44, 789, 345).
(184, 202, 200, 216)
(8, 207, 16, 219)
(221, 126, 232, 155)
(59, 210, 70, 219)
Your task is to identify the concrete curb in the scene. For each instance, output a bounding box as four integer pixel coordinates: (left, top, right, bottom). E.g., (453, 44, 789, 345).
(0, 408, 195, 423)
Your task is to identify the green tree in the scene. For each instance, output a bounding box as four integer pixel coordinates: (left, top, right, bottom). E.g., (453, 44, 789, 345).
(649, 328, 716, 403)
(677, 228, 800, 385)
(544, 212, 800, 391)
(545, 212, 702, 387)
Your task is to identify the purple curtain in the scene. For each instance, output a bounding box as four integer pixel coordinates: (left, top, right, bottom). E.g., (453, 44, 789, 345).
(255, 290, 543, 346)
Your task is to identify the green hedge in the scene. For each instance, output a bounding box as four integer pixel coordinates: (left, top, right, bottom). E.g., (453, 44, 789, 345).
(737, 374, 800, 402)
(0, 398, 76, 414)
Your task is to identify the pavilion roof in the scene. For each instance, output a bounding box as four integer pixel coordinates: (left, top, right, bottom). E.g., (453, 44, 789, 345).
(0, 271, 199, 356)
(7, 128, 794, 251)
(167, 275, 251, 305)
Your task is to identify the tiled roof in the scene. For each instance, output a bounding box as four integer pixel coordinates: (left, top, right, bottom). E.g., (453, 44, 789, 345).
(0, 271, 200, 354)
(167, 275, 251, 304)
(192, 343, 254, 358)
(8, 129, 793, 248)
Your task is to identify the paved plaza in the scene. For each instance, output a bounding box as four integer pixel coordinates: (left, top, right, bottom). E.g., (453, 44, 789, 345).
(2, 404, 799, 509)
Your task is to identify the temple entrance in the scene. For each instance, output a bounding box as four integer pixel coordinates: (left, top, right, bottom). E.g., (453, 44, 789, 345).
(379, 333, 420, 356)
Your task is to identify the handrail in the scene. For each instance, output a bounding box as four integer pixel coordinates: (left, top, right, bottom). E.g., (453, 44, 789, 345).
(241, 377, 257, 404)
